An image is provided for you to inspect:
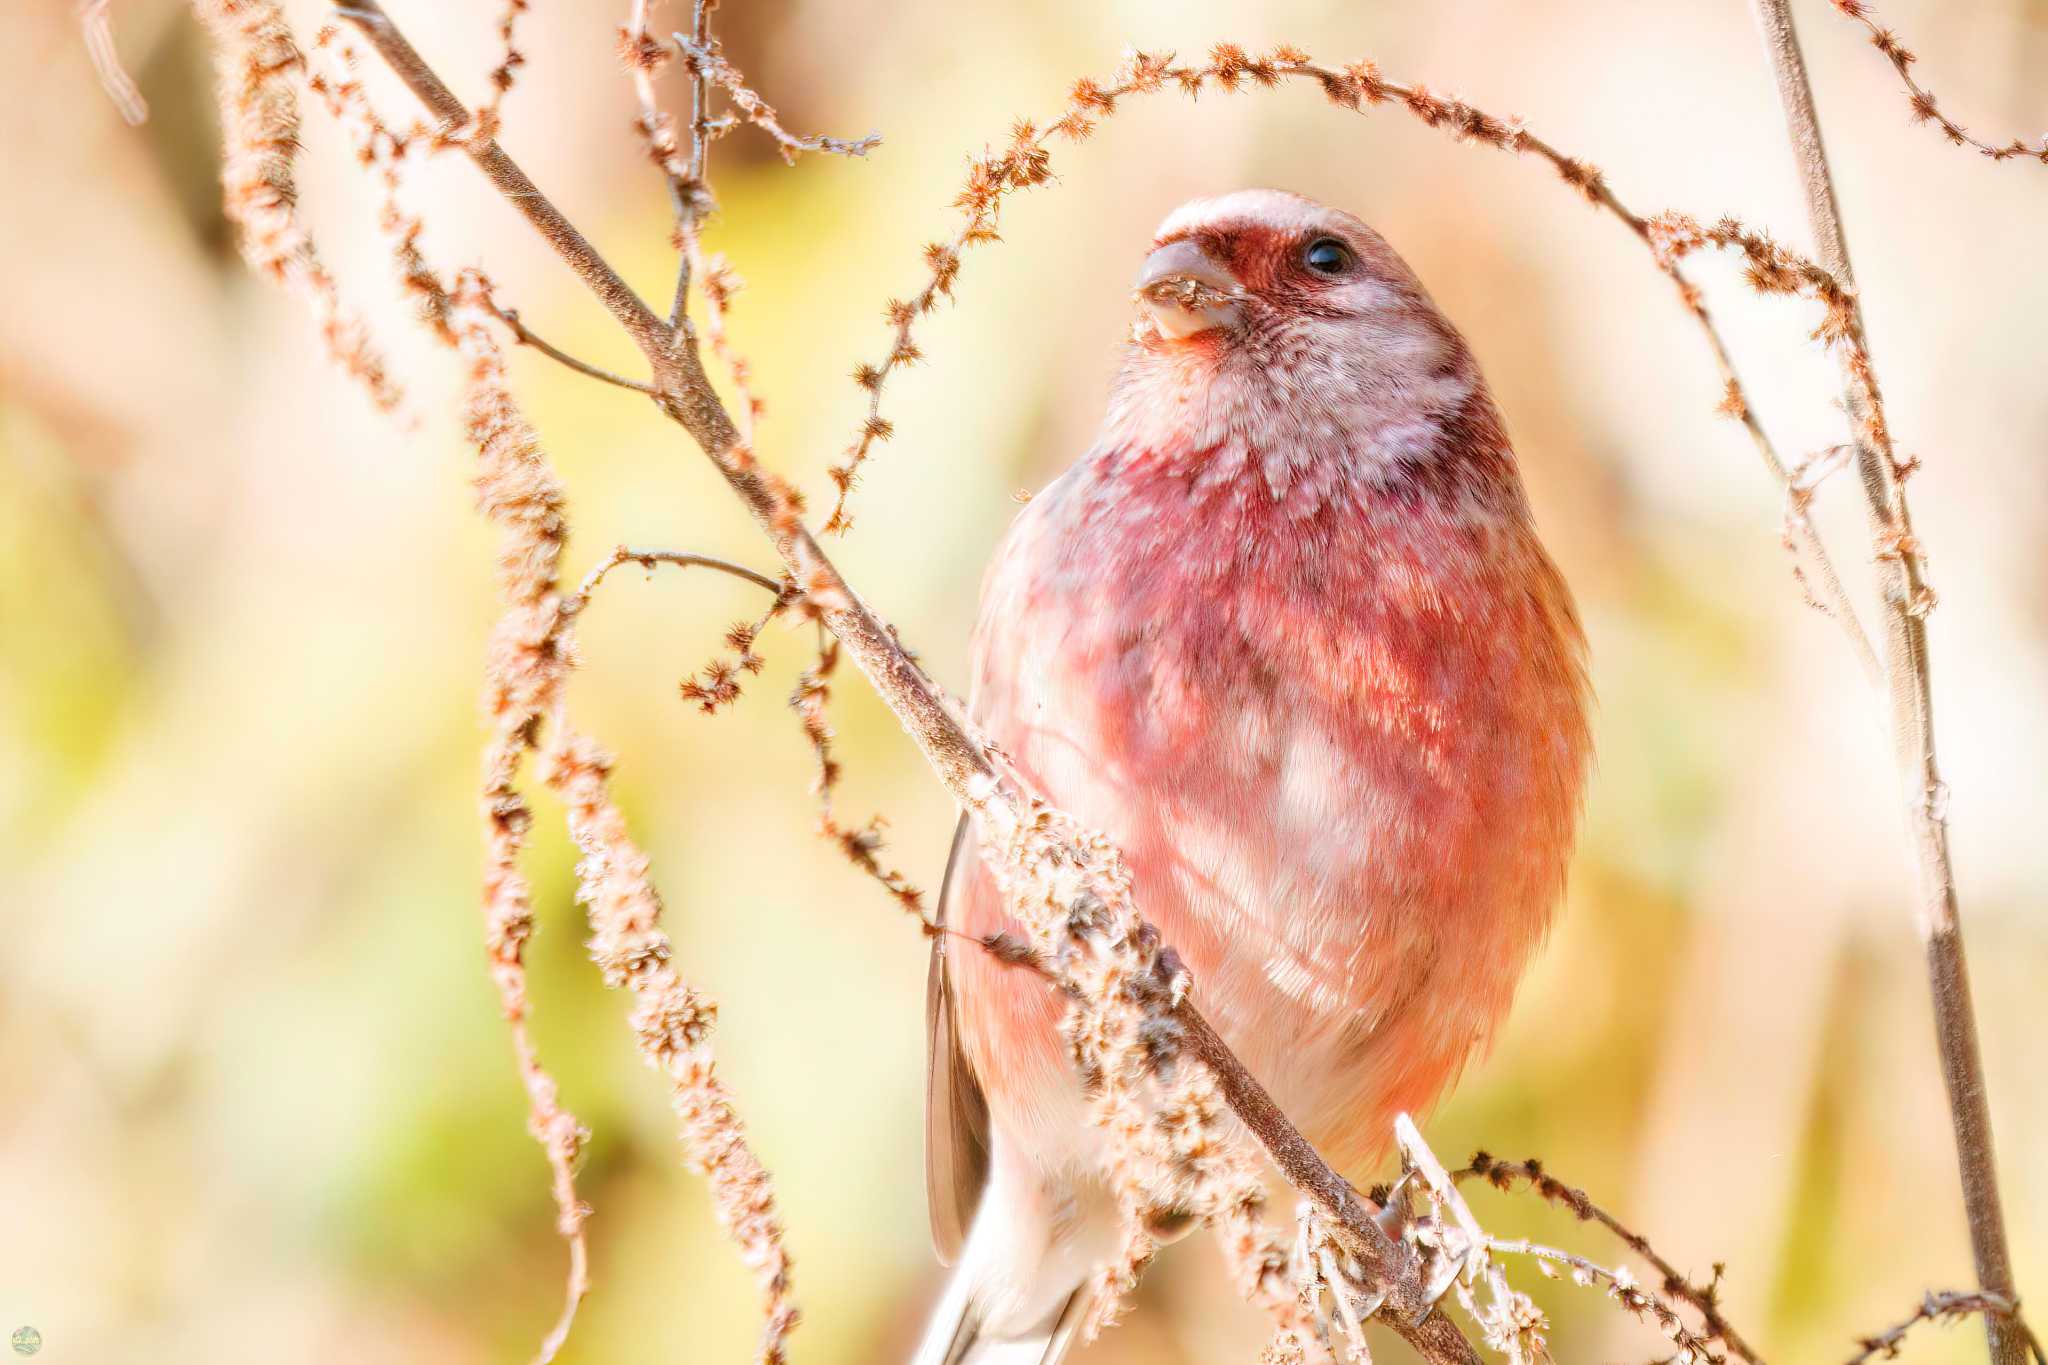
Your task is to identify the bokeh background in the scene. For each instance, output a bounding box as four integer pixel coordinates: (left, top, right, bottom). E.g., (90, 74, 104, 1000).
(3, 0, 2044, 1360)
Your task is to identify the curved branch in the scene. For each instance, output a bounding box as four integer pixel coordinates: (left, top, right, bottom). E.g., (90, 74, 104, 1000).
(567, 545, 785, 611)
(1845, 1290, 2045, 1365)
(818, 46, 1883, 676)
(491, 304, 658, 396)
(1822, 1, 2048, 166)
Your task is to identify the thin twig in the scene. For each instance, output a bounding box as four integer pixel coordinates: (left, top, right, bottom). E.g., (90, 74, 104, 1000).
(1823, 1, 2048, 165)
(690, 242, 763, 440)
(567, 545, 784, 608)
(1477, 1235, 1724, 1363)
(491, 304, 658, 395)
(671, 0, 712, 325)
(1461, 1153, 1764, 1365)
(789, 630, 927, 918)
(1748, 7, 2023, 1363)
(620, 0, 707, 326)
(1844, 1289, 2045, 1365)
(670, 32, 881, 164)
(470, 0, 529, 141)
(78, 0, 149, 125)
(564, 544, 791, 719)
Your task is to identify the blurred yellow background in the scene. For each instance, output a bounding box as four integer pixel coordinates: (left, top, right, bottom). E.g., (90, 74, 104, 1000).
(2, 0, 2043, 1360)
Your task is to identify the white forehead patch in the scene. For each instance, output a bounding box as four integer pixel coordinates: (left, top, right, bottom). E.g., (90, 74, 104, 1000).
(1153, 188, 1342, 241)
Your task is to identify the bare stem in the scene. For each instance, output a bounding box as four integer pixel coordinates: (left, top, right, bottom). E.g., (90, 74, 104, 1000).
(671, 0, 710, 326)
(1461, 1153, 1765, 1364)
(78, 0, 149, 125)
(491, 304, 657, 395)
(622, 0, 707, 327)
(568, 545, 784, 611)
(1822, 1, 2048, 166)
(1748, 5, 2022, 1362)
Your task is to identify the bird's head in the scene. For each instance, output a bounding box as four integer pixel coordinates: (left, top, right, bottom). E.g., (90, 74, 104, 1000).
(1113, 190, 1496, 497)
(1132, 189, 1436, 353)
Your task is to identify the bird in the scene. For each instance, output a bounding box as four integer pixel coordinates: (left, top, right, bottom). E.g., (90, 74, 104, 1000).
(916, 189, 1592, 1364)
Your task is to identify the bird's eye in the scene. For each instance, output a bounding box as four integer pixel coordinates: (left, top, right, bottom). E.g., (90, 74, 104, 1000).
(1302, 236, 1353, 275)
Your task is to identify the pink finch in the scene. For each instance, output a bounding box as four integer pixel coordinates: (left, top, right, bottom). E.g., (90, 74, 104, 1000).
(918, 189, 1591, 1363)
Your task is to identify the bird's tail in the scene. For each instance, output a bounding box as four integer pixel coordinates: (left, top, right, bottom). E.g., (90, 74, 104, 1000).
(911, 1148, 1106, 1365)
(912, 1265, 1091, 1365)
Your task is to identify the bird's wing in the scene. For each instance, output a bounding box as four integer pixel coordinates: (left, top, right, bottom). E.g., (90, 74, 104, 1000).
(926, 811, 991, 1263)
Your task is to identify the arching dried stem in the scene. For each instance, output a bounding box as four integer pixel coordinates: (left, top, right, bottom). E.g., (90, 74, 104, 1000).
(820, 45, 1883, 682)
(789, 632, 926, 918)
(196, 0, 403, 410)
(1823, 1, 2048, 165)
(1845, 1290, 2045, 1365)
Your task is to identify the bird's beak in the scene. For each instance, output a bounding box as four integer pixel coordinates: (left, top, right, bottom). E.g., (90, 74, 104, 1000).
(1133, 238, 1242, 341)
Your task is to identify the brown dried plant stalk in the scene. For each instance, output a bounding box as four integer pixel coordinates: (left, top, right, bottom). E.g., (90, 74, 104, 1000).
(1846, 1290, 2045, 1365)
(471, 0, 531, 141)
(193, 0, 403, 411)
(1460, 1153, 1762, 1365)
(788, 634, 927, 918)
(473, 275, 800, 1363)
(465, 275, 800, 1360)
(462, 283, 592, 1365)
(1824, 0, 2048, 165)
(305, 25, 801, 1354)
(1750, 4, 2025, 1361)
(288, 72, 602, 1355)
